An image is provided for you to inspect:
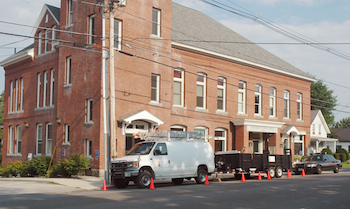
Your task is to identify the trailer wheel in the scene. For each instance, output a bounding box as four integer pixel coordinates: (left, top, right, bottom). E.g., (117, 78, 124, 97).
(268, 167, 276, 178)
(275, 166, 283, 178)
(196, 169, 208, 184)
(114, 179, 129, 189)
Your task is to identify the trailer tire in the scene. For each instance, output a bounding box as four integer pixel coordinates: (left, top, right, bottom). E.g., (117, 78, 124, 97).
(275, 166, 283, 178)
(268, 167, 276, 178)
(196, 169, 208, 184)
(114, 179, 129, 189)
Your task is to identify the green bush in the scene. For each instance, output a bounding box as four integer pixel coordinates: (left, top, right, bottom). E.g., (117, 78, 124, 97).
(334, 153, 347, 162)
(294, 154, 306, 161)
(321, 147, 333, 155)
(336, 148, 350, 161)
(54, 154, 90, 177)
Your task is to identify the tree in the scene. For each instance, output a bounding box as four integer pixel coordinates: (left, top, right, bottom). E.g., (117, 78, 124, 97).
(333, 117, 350, 128)
(311, 80, 337, 126)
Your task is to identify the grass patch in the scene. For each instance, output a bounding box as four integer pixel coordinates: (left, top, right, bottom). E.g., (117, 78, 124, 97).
(341, 162, 350, 168)
(48, 181, 60, 185)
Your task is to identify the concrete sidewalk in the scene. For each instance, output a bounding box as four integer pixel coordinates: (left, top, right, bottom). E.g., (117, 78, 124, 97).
(0, 176, 108, 191)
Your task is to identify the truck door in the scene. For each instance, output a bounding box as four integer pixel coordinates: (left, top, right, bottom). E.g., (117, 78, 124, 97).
(150, 143, 170, 178)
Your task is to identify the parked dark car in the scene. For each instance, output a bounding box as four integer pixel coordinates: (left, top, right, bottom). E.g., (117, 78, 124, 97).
(293, 154, 342, 174)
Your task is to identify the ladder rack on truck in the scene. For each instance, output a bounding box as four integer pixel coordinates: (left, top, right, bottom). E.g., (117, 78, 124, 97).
(136, 131, 213, 142)
(215, 151, 292, 179)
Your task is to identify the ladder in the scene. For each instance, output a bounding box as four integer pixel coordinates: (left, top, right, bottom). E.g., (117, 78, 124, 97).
(137, 131, 212, 142)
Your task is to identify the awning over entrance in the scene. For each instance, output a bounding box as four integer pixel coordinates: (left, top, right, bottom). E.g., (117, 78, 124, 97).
(311, 137, 338, 142)
(230, 119, 285, 133)
(281, 125, 300, 136)
(118, 110, 164, 135)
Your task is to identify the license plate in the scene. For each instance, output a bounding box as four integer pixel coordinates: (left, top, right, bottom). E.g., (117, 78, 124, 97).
(298, 168, 304, 171)
(124, 172, 131, 177)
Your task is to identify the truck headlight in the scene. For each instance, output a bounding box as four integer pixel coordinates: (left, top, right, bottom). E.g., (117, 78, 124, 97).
(127, 162, 138, 168)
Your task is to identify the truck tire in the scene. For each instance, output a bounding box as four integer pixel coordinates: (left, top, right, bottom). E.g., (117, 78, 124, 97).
(114, 179, 129, 189)
(172, 178, 184, 185)
(138, 170, 152, 188)
(196, 169, 208, 184)
(275, 166, 283, 178)
(268, 167, 276, 178)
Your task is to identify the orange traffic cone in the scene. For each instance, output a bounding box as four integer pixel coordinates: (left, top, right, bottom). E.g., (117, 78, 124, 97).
(302, 169, 306, 176)
(204, 175, 209, 185)
(287, 170, 292, 178)
(267, 171, 271, 180)
(102, 179, 107, 191)
(258, 172, 262, 180)
(241, 173, 246, 182)
(149, 178, 155, 189)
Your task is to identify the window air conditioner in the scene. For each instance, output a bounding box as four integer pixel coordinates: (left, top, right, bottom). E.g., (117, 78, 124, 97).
(117, 0, 126, 7)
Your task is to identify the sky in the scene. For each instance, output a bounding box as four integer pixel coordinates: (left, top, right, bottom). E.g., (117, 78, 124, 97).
(1, 0, 350, 122)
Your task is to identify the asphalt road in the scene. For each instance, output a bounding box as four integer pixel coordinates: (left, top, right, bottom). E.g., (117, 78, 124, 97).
(1, 170, 350, 209)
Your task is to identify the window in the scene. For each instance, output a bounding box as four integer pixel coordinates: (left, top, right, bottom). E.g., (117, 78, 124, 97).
(46, 123, 52, 155)
(52, 26, 56, 42)
(88, 15, 95, 44)
(50, 69, 54, 106)
(86, 139, 92, 158)
(45, 30, 49, 53)
(284, 90, 289, 118)
(153, 143, 168, 155)
(214, 129, 227, 152)
(15, 79, 18, 112)
(37, 73, 41, 108)
(170, 125, 186, 132)
(16, 125, 22, 154)
(238, 81, 246, 114)
(217, 77, 226, 111)
(297, 93, 302, 120)
(68, 0, 73, 25)
(65, 124, 70, 143)
(45, 14, 48, 23)
(269, 88, 276, 117)
(87, 99, 93, 122)
(151, 74, 160, 102)
(255, 84, 261, 115)
(36, 124, 43, 155)
(312, 124, 315, 135)
(173, 69, 184, 106)
(196, 73, 206, 109)
(319, 124, 321, 135)
(114, 19, 122, 50)
(9, 126, 14, 154)
(152, 8, 161, 36)
(43, 71, 48, 107)
(66, 56, 71, 85)
(194, 126, 208, 136)
(9, 81, 13, 112)
(38, 32, 42, 55)
(20, 78, 24, 111)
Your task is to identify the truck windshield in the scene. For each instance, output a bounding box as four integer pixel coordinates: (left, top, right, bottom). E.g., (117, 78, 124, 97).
(127, 142, 155, 155)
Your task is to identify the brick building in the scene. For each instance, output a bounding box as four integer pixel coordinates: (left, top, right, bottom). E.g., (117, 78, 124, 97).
(0, 0, 315, 176)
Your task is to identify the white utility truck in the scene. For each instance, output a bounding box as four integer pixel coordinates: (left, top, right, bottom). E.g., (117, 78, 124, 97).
(110, 131, 215, 188)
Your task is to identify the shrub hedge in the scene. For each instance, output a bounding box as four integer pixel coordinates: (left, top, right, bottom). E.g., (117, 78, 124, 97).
(0, 154, 90, 178)
(321, 147, 333, 155)
(337, 148, 350, 161)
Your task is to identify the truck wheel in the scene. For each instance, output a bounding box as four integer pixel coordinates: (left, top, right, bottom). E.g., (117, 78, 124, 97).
(268, 167, 276, 178)
(172, 178, 184, 185)
(138, 170, 152, 188)
(195, 169, 208, 184)
(334, 165, 339, 173)
(114, 179, 129, 189)
(275, 166, 283, 178)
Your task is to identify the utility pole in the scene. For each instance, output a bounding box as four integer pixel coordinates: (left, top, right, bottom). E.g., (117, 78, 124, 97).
(109, 1, 117, 161)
